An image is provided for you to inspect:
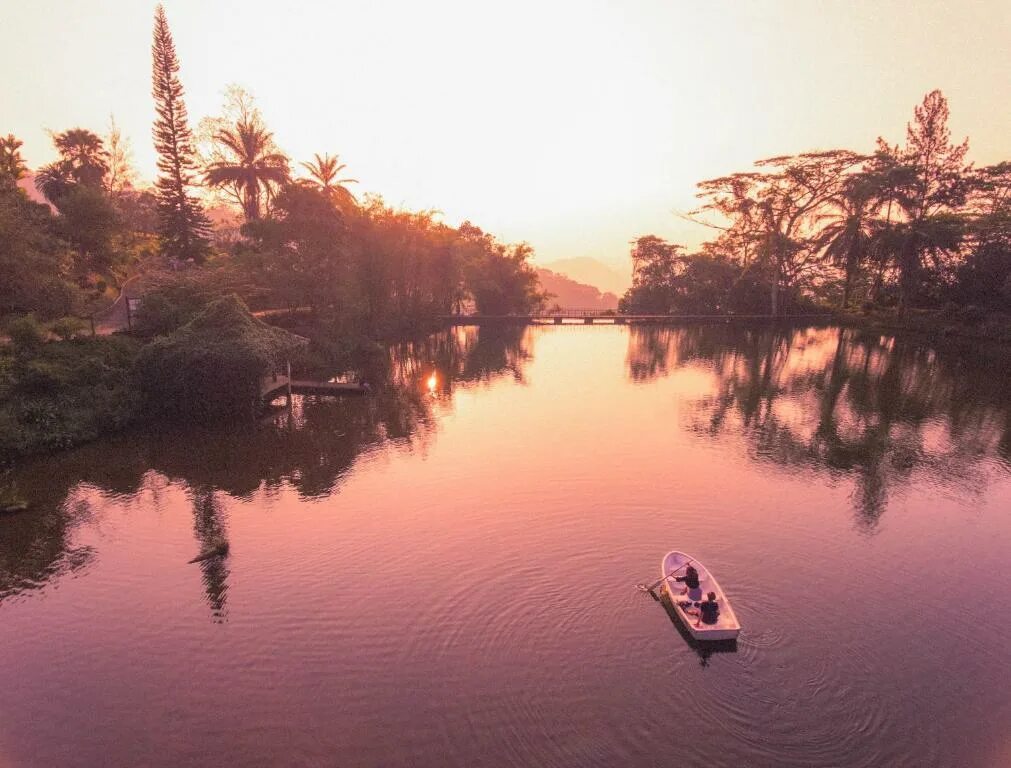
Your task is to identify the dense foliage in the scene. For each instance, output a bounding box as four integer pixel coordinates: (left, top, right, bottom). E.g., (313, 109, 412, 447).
(623, 91, 1011, 318)
(1, 130, 153, 320)
(135, 295, 306, 420)
(0, 335, 140, 462)
(0, 6, 546, 460)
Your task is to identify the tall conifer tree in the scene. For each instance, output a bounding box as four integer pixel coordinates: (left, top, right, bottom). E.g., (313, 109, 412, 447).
(151, 4, 210, 261)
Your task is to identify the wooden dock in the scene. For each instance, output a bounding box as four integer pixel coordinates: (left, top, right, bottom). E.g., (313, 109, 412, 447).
(260, 375, 369, 402)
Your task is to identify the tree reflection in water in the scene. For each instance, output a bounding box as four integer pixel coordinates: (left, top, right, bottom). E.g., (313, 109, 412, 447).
(627, 325, 1011, 527)
(191, 488, 229, 621)
(0, 326, 533, 609)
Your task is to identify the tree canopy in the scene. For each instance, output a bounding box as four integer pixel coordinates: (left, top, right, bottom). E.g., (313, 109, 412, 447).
(625, 90, 1010, 317)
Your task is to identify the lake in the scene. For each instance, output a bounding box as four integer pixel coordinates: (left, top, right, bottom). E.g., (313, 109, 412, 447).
(2, 324, 1010, 768)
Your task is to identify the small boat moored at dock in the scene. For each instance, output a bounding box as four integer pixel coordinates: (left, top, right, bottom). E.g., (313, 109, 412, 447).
(659, 551, 741, 641)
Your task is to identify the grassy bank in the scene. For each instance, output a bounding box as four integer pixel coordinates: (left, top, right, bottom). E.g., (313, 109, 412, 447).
(836, 308, 1011, 346)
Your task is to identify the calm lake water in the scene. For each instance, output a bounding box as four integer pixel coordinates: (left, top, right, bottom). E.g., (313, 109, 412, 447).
(2, 324, 1010, 768)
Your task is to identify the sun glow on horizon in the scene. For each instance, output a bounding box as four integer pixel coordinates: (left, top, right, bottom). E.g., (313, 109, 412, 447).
(2, 0, 1009, 270)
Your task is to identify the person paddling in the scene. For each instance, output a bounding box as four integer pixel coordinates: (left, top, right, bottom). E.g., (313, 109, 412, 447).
(674, 564, 700, 596)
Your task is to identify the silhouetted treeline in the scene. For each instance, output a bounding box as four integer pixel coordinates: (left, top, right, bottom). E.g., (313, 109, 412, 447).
(0, 5, 544, 331)
(621, 91, 1011, 318)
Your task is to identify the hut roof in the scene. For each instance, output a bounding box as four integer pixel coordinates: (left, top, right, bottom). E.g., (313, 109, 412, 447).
(167, 294, 307, 368)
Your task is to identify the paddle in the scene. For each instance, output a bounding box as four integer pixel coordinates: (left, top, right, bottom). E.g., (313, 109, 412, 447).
(637, 559, 694, 595)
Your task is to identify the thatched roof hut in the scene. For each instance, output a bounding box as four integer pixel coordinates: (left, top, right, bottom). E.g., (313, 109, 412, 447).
(137, 295, 307, 419)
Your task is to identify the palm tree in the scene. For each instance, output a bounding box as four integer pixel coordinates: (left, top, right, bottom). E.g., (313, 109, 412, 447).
(34, 128, 110, 205)
(205, 119, 289, 221)
(815, 177, 880, 309)
(300, 153, 358, 210)
(52, 128, 109, 187)
(34, 163, 74, 204)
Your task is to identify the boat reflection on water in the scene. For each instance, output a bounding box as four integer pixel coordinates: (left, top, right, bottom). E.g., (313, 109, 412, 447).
(648, 588, 738, 667)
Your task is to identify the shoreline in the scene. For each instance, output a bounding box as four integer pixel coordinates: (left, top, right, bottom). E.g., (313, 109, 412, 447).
(834, 309, 1011, 348)
(3, 313, 1009, 468)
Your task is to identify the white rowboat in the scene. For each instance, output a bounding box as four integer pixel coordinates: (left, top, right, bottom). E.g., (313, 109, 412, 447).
(661, 551, 741, 641)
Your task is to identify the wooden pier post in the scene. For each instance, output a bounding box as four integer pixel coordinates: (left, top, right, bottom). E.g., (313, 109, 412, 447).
(286, 359, 292, 407)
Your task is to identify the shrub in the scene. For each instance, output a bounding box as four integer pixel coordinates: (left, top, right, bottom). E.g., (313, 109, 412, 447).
(50, 316, 86, 341)
(13, 359, 66, 397)
(6, 315, 45, 355)
(135, 276, 219, 336)
(0, 335, 141, 461)
(134, 293, 187, 336)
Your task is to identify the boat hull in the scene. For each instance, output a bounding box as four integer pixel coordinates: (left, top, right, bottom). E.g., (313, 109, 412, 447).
(661, 551, 741, 641)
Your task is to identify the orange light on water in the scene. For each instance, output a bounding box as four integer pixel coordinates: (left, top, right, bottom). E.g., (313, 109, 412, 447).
(426, 373, 437, 393)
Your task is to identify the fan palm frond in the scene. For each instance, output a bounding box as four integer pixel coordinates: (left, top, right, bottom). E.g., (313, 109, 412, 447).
(205, 118, 289, 220)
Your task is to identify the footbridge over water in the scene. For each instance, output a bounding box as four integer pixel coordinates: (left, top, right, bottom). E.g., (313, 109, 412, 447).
(441, 310, 834, 326)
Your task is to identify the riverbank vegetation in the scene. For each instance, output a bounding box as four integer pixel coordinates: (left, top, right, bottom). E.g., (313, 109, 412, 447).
(0, 328, 140, 462)
(621, 91, 1011, 326)
(0, 5, 543, 462)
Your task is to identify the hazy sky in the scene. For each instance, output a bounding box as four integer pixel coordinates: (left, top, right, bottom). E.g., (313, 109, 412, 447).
(3, 0, 1009, 269)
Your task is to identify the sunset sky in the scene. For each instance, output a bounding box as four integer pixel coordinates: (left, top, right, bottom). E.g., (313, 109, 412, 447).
(3, 0, 1009, 272)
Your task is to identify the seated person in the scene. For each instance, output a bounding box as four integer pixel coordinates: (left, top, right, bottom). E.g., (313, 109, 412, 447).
(674, 565, 700, 595)
(686, 592, 720, 627)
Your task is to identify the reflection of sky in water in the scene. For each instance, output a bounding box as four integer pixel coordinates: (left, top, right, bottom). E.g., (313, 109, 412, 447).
(1, 325, 1009, 768)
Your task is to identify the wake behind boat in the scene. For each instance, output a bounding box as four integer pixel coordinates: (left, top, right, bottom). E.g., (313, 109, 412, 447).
(659, 551, 741, 641)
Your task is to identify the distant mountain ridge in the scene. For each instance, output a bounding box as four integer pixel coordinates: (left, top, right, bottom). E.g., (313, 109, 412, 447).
(536, 268, 619, 311)
(540, 256, 631, 297)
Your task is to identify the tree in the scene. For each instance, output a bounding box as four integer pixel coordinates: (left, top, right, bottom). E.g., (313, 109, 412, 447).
(0, 134, 27, 189)
(697, 150, 863, 315)
(244, 184, 347, 310)
(0, 182, 79, 318)
(620, 235, 682, 313)
(952, 162, 1011, 309)
(105, 116, 136, 193)
(457, 225, 544, 315)
(34, 128, 109, 205)
(53, 128, 109, 187)
(300, 153, 358, 211)
(29, 129, 122, 274)
(619, 236, 767, 315)
(55, 185, 121, 272)
(814, 175, 881, 308)
(868, 90, 970, 312)
(151, 4, 211, 261)
(205, 118, 289, 221)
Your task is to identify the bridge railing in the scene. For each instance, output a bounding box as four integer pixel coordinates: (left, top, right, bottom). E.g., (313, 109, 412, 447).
(535, 308, 619, 317)
(443, 310, 835, 320)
